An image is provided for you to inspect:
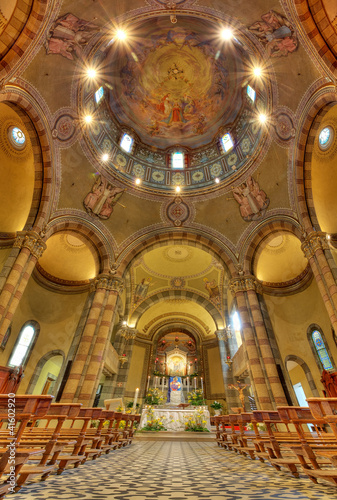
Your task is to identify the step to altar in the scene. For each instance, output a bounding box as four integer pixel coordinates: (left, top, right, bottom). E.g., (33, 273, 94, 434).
(134, 431, 216, 441)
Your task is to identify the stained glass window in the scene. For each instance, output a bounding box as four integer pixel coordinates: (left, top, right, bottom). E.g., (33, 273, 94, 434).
(318, 126, 333, 150)
(312, 330, 333, 370)
(8, 325, 35, 367)
(247, 85, 256, 103)
(171, 151, 184, 169)
(120, 133, 133, 153)
(221, 133, 234, 152)
(94, 86, 104, 104)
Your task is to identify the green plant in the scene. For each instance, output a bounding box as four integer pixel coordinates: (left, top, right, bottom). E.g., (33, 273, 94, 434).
(184, 408, 209, 432)
(126, 401, 140, 409)
(187, 389, 205, 406)
(210, 401, 223, 410)
(144, 387, 165, 405)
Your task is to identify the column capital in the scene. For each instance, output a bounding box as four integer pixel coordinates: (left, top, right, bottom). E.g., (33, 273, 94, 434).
(301, 231, 329, 259)
(229, 276, 263, 295)
(93, 274, 124, 293)
(14, 231, 47, 259)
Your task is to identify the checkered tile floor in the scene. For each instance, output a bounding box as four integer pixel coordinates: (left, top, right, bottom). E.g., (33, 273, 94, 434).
(13, 441, 337, 499)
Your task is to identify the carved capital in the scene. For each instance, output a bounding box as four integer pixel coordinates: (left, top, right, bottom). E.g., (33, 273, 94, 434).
(95, 274, 124, 293)
(14, 231, 47, 259)
(301, 231, 329, 260)
(229, 276, 262, 295)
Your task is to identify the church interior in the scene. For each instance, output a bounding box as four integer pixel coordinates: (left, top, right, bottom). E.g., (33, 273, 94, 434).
(1, 0, 337, 498)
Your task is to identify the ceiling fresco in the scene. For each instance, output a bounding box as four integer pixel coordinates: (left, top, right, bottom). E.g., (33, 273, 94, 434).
(106, 17, 243, 149)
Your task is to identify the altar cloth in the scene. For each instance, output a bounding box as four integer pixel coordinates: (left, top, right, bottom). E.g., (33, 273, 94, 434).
(139, 407, 211, 431)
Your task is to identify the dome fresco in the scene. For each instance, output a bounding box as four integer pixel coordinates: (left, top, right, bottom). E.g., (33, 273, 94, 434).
(79, 13, 273, 196)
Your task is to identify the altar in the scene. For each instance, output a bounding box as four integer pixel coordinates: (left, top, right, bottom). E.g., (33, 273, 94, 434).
(139, 407, 211, 432)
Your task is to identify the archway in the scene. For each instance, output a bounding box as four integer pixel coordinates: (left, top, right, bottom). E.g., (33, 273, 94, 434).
(26, 350, 65, 395)
(285, 355, 319, 406)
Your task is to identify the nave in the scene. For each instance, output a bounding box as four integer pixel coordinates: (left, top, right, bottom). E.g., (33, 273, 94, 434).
(13, 441, 337, 500)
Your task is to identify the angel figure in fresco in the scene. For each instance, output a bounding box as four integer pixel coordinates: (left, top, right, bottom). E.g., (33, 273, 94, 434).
(248, 10, 298, 58)
(231, 176, 269, 222)
(203, 278, 221, 306)
(46, 13, 99, 60)
(83, 175, 125, 220)
(134, 277, 153, 304)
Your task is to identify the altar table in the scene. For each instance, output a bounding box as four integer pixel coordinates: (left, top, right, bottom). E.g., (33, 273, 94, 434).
(140, 407, 211, 431)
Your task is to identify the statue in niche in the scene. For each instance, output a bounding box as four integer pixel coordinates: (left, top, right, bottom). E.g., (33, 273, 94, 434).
(83, 175, 125, 220)
(231, 176, 269, 222)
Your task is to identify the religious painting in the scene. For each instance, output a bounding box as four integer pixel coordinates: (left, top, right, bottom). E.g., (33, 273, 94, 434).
(203, 278, 220, 306)
(248, 11, 298, 58)
(107, 17, 245, 149)
(134, 277, 153, 304)
(168, 355, 185, 376)
(231, 176, 269, 222)
(83, 175, 125, 220)
(45, 13, 99, 60)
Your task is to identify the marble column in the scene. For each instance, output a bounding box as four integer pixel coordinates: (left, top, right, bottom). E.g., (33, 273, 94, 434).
(61, 274, 123, 403)
(215, 329, 237, 412)
(302, 232, 337, 332)
(244, 277, 288, 406)
(111, 326, 137, 399)
(0, 231, 46, 342)
(77, 276, 123, 405)
(230, 277, 273, 410)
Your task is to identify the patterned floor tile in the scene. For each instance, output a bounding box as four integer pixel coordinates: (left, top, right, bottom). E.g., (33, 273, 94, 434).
(11, 441, 337, 499)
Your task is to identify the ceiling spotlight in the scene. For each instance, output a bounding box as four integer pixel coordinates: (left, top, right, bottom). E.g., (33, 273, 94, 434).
(116, 29, 127, 41)
(258, 113, 267, 124)
(102, 153, 109, 162)
(221, 28, 233, 40)
(87, 68, 96, 78)
(84, 115, 93, 124)
(135, 178, 141, 185)
(215, 177, 220, 184)
(253, 67, 262, 77)
(175, 186, 181, 193)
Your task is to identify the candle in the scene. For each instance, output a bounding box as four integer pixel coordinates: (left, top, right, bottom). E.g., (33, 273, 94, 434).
(155, 376, 158, 388)
(187, 376, 190, 394)
(194, 377, 196, 390)
(201, 377, 203, 394)
(133, 387, 139, 413)
(146, 375, 150, 392)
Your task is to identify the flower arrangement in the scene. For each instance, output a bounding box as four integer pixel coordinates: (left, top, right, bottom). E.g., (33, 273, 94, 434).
(184, 408, 209, 432)
(116, 405, 124, 412)
(187, 389, 205, 406)
(144, 387, 165, 405)
(210, 401, 223, 410)
(247, 422, 267, 432)
(141, 407, 167, 431)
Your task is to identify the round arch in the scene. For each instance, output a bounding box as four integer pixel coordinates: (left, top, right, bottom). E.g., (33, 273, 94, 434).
(26, 349, 65, 395)
(129, 289, 224, 330)
(285, 354, 320, 397)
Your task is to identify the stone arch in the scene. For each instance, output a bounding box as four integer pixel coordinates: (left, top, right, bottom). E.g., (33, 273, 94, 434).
(0, 87, 56, 232)
(294, 0, 337, 76)
(285, 354, 320, 397)
(117, 229, 237, 277)
(293, 84, 337, 233)
(44, 218, 113, 274)
(26, 349, 65, 394)
(130, 289, 224, 329)
(241, 217, 305, 274)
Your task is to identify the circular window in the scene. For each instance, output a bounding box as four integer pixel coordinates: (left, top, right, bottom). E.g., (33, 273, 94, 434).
(318, 126, 334, 150)
(8, 126, 26, 150)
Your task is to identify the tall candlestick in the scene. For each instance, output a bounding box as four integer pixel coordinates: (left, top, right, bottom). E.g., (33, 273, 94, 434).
(201, 377, 203, 393)
(133, 387, 139, 413)
(155, 376, 158, 388)
(187, 376, 190, 394)
(146, 375, 150, 392)
(194, 377, 196, 390)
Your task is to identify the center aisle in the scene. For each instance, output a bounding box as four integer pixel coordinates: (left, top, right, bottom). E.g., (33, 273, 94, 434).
(14, 441, 336, 500)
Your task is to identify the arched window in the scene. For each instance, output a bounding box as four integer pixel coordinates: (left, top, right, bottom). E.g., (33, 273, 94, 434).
(8, 321, 39, 368)
(308, 325, 334, 371)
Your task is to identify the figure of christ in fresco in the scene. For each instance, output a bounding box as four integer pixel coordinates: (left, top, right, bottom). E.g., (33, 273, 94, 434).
(83, 176, 125, 220)
(170, 376, 182, 391)
(164, 101, 188, 124)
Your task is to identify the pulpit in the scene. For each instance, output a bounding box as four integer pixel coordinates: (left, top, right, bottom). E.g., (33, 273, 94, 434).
(0, 365, 23, 393)
(320, 369, 337, 397)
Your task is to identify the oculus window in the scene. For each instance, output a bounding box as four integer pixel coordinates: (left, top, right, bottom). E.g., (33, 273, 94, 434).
(318, 126, 334, 150)
(8, 126, 26, 150)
